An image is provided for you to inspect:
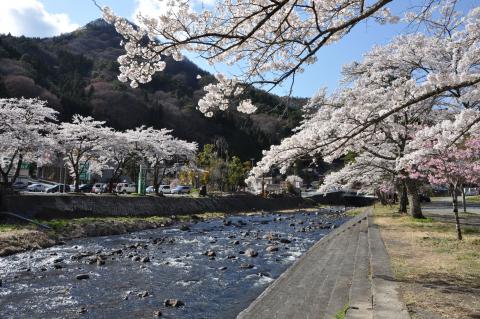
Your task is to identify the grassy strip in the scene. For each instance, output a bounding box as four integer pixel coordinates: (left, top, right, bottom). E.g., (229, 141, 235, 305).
(373, 204, 480, 318)
(345, 207, 366, 216)
(334, 304, 349, 319)
(465, 195, 480, 203)
(0, 224, 19, 233)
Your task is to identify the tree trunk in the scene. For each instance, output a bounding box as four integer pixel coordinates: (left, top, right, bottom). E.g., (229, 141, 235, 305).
(11, 154, 23, 186)
(0, 171, 8, 187)
(74, 168, 80, 192)
(461, 186, 467, 213)
(406, 179, 424, 218)
(451, 186, 458, 213)
(153, 167, 159, 195)
(399, 183, 408, 214)
(451, 185, 463, 240)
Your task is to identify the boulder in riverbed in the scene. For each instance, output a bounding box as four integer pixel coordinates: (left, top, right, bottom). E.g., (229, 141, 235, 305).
(266, 246, 279, 252)
(76, 274, 90, 280)
(240, 263, 254, 269)
(204, 250, 216, 257)
(180, 225, 190, 231)
(164, 299, 184, 307)
(245, 248, 258, 257)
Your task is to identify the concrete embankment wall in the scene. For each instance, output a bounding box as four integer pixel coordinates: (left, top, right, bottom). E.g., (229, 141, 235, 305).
(308, 192, 375, 207)
(1, 194, 312, 220)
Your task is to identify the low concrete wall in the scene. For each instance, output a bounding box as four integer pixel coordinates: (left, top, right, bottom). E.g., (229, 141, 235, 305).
(308, 192, 375, 207)
(2, 194, 311, 219)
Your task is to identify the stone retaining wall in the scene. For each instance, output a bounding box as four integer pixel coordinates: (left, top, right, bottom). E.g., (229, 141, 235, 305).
(2, 194, 312, 219)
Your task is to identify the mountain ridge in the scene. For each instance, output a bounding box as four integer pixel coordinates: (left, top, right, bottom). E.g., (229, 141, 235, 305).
(0, 19, 306, 160)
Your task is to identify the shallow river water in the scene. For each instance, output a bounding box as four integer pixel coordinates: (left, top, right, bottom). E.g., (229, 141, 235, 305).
(0, 209, 347, 319)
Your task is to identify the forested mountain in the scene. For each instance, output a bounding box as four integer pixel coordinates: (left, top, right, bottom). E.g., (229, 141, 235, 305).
(0, 19, 306, 160)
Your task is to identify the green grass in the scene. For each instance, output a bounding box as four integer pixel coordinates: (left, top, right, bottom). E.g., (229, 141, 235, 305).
(34, 212, 230, 232)
(334, 304, 349, 319)
(44, 219, 69, 231)
(345, 208, 365, 216)
(0, 224, 18, 232)
(409, 216, 434, 223)
(466, 195, 480, 203)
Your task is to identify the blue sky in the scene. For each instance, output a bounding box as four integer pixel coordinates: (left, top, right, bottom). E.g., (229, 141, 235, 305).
(0, 0, 477, 98)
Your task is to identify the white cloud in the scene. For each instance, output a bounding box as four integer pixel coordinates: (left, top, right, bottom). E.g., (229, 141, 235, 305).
(0, 0, 79, 37)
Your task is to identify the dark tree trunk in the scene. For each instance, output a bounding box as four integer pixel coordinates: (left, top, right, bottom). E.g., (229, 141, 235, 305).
(74, 169, 80, 192)
(406, 179, 424, 219)
(0, 171, 8, 187)
(11, 154, 23, 186)
(461, 186, 467, 213)
(451, 185, 463, 240)
(399, 183, 408, 214)
(153, 166, 159, 195)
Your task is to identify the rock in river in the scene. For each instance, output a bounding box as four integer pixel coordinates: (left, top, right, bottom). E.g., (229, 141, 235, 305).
(180, 225, 190, 231)
(265, 246, 279, 252)
(245, 248, 258, 257)
(240, 263, 254, 269)
(164, 299, 185, 307)
(76, 274, 90, 280)
(204, 250, 216, 257)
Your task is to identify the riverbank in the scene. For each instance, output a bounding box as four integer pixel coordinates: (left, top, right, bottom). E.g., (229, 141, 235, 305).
(373, 204, 480, 318)
(0, 208, 329, 257)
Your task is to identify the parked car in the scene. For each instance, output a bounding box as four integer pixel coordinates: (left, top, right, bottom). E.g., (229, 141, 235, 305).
(116, 183, 136, 194)
(12, 180, 30, 190)
(171, 185, 191, 194)
(77, 184, 94, 193)
(46, 184, 71, 193)
(92, 183, 106, 194)
(146, 185, 171, 194)
(146, 186, 155, 193)
(26, 183, 48, 192)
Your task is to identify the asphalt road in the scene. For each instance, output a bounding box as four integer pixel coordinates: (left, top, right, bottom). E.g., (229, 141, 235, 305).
(424, 196, 480, 214)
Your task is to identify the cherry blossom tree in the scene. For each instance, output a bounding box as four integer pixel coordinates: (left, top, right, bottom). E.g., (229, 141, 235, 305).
(0, 98, 57, 188)
(127, 126, 197, 194)
(99, 0, 480, 213)
(98, 0, 474, 116)
(400, 112, 480, 238)
(56, 115, 112, 192)
(406, 137, 480, 240)
(246, 6, 480, 217)
(98, 131, 138, 192)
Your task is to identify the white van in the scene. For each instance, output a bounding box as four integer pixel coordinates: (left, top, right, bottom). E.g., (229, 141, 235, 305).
(116, 183, 136, 194)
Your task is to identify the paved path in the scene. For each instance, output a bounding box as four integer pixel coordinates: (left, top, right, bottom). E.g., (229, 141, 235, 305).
(423, 197, 480, 228)
(423, 197, 480, 215)
(237, 210, 409, 319)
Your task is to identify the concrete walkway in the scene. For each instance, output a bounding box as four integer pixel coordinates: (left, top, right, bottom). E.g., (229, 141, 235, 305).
(237, 209, 409, 319)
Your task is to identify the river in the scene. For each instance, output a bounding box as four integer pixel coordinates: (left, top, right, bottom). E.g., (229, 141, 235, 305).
(0, 209, 347, 319)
